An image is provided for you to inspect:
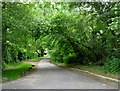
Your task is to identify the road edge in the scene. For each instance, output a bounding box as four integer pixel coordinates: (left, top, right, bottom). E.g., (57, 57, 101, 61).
(70, 67, 119, 83)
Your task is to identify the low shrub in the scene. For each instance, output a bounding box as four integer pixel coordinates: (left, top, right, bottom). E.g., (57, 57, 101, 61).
(102, 57, 120, 74)
(63, 53, 76, 64)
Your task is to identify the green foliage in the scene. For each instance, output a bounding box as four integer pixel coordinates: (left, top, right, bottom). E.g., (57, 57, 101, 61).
(3, 41, 18, 63)
(2, 2, 119, 74)
(2, 2, 44, 68)
(102, 57, 120, 74)
(63, 53, 76, 64)
(26, 51, 38, 59)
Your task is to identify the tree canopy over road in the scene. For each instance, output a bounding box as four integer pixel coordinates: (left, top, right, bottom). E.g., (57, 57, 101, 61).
(2, 2, 120, 74)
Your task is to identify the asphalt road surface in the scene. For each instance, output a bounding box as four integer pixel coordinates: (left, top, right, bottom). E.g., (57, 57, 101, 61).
(2, 58, 118, 89)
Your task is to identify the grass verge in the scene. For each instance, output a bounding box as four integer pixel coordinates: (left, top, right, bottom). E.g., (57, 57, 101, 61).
(2, 62, 35, 82)
(53, 62, 118, 79)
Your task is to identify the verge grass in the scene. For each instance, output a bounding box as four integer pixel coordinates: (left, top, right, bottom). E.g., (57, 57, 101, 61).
(2, 62, 34, 82)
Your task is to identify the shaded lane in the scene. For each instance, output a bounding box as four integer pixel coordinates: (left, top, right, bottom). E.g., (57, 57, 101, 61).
(2, 58, 118, 89)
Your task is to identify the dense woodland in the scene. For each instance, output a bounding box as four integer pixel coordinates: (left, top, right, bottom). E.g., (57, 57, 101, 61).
(2, 2, 120, 74)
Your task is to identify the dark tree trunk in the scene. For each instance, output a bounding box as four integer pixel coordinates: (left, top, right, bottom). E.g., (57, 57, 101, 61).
(36, 50, 41, 57)
(41, 49, 44, 57)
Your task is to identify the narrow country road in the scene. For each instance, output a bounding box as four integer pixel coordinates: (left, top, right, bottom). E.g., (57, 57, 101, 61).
(2, 58, 118, 89)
